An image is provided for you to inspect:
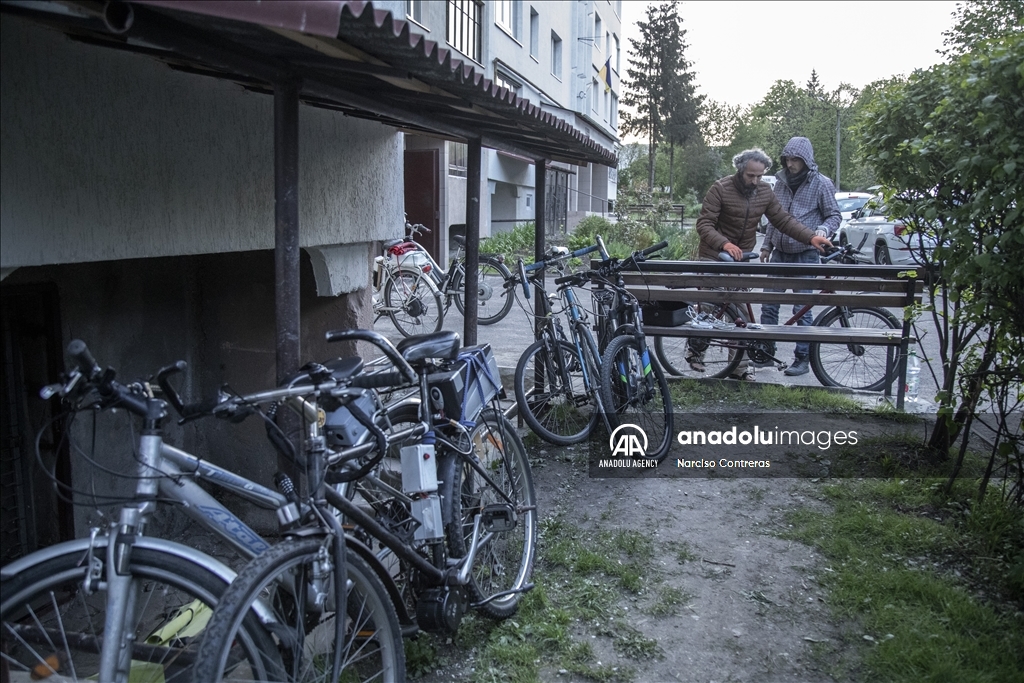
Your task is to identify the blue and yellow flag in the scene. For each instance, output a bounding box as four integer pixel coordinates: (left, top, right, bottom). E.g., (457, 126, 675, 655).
(598, 58, 612, 93)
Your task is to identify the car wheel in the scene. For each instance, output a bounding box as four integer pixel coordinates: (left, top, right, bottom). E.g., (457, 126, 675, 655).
(875, 243, 891, 265)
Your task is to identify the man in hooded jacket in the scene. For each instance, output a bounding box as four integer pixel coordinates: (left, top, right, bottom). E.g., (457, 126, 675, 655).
(758, 137, 842, 376)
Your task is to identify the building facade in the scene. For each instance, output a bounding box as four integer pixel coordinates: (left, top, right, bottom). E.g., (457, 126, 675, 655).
(377, 0, 620, 254)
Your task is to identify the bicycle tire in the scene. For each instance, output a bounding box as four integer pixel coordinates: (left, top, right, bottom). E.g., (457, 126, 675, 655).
(514, 337, 599, 445)
(444, 409, 537, 619)
(653, 303, 747, 379)
(0, 542, 277, 683)
(600, 335, 674, 462)
(193, 536, 405, 683)
(810, 306, 901, 391)
(451, 256, 515, 325)
(384, 269, 444, 337)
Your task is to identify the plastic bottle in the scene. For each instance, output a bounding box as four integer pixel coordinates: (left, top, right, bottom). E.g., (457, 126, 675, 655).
(905, 348, 921, 402)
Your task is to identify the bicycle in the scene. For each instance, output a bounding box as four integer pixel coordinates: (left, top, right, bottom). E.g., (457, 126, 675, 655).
(396, 222, 516, 325)
(194, 328, 537, 680)
(512, 242, 611, 446)
(0, 340, 406, 682)
(373, 238, 445, 337)
(513, 240, 675, 461)
(652, 245, 901, 390)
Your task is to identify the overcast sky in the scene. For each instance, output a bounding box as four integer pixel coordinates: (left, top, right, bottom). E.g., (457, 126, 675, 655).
(620, 1, 961, 109)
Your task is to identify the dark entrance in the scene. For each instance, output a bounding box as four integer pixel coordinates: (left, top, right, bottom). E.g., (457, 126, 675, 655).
(404, 149, 441, 261)
(545, 166, 569, 237)
(1, 283, 72, 562)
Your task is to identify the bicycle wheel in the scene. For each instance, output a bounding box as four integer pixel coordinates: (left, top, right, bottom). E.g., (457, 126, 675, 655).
(451, 256, 515, 325)
(600, 335, 674, 462)
(384, 269, 444, 337)
(444, 409, 537, 619)
(810, 306, 901, 391)
(0, 541, 276, 683)
(194, 537, 405, 683)
(653, 303, 747, 379)
(514, 337, 599, 445)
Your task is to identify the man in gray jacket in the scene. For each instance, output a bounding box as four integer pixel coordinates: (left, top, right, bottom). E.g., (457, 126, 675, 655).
(759, 137, 842, 376)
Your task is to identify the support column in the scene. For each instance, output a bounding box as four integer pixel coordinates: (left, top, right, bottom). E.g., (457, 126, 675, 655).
(274, 80, 301, 385)
(533, 160, 547, 335)
(464, 138, 482, 347)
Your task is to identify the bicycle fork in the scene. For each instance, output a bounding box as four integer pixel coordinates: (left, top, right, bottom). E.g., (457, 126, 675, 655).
(98, 431, 163, 682)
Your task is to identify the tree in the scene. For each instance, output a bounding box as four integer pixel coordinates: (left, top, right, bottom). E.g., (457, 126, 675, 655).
(620, 2, 701, 191)
(857, 32, 1024, 502)
(940, 0, 1024, 57)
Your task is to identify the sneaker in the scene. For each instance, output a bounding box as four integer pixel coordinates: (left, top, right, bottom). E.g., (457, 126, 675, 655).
(784, 358, 810, 376)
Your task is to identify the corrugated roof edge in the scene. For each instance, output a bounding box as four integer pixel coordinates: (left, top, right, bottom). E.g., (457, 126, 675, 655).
(339, 1, 615, 166)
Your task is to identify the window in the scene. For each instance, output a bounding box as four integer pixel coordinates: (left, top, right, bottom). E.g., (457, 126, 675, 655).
(591, 79, 598, 113)
(529, 7, 538, 57)
(594, 13, 602, 51)
(613, 34, 620, 72)
(406, 0, 422, 23)
(448, 141, 467, 177)
(494, 70, 522, 96)
(526, 193, 532, 208)
(447, 0, 483, 62)
(550, 31, 562, 78)
(611, 93, 619, 129)
(605, 30, 610, 56)
(495, 0, 520, 39)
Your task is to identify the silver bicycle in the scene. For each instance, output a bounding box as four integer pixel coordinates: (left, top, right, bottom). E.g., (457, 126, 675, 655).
(0, 340, 407, 682)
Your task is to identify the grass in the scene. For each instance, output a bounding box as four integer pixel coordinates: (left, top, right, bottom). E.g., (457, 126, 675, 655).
(782, 449, 1024, 683)
(668, 378, 864, 413)
(404, 514, 670, 681)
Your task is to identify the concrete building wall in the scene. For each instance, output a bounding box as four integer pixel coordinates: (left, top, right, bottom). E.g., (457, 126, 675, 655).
(3, 249, 372, 535)
(0, 17, 404, 282)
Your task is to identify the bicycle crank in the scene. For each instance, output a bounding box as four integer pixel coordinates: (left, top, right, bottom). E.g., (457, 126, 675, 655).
(747, 341, 780, 366)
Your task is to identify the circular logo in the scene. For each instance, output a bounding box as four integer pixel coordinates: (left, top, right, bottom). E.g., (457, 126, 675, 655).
(608, 423, 648, 458)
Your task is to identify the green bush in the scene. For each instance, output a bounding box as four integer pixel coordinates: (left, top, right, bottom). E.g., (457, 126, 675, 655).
(481, 222, 537, 263)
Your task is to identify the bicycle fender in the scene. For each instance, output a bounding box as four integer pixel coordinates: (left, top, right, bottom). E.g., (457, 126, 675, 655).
(343, 533, 417, 630)
(0, 536, 275, 627)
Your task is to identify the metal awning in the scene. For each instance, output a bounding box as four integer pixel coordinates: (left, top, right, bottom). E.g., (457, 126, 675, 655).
(1, 0, 617, 166)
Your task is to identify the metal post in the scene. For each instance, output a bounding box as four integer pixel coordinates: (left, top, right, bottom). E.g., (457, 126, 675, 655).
(534, 160, 547, 338)
(274, 80, 301, 384)
(464, 138, 482, 347)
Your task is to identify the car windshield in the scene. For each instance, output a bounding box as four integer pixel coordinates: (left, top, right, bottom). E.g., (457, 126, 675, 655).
(837, 197, 871, 212)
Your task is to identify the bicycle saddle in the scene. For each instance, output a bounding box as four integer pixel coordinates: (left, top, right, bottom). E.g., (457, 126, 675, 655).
(396, 330, 461, 364)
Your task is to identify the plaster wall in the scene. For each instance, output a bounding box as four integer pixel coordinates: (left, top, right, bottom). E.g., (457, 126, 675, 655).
(0, 17, 404, 280)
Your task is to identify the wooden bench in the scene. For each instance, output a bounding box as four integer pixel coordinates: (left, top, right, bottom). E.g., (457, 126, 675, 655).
(620, 259, 925, 408)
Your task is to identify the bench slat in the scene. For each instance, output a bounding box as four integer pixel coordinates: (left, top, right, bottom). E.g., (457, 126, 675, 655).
(629, 287, 917, 308)
(643, 324, 912, 345)
(621, 273, 920, 293)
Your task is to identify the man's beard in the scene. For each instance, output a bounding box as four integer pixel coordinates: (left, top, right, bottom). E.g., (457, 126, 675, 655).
(741, 182, 757, 197)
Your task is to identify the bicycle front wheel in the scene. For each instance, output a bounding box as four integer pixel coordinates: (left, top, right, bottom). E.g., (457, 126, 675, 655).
(384, 269, 444, 337)
(514, 337, 599, 445)
(810, 306, 901, 391)
(600, 335, 674, 462)
(452, 256, 515, 325)
(653, 303, 747, 379)
(0, 541, 276, 683)
(445, 409, 537, 619)
(194, 536, 405, 683)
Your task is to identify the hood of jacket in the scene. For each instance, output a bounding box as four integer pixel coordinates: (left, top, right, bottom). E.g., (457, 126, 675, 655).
(778, 136, 819, 178)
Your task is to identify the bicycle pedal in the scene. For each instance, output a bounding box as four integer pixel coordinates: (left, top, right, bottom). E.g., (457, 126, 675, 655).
(480, 504, 516, 532)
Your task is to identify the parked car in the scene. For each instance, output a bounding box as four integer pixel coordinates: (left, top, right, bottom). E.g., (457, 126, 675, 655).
(837, 196, 936, 265)
(835, 192, 874, 220)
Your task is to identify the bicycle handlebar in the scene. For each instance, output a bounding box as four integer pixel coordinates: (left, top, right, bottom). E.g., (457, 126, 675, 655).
(324, 329, 418, 385)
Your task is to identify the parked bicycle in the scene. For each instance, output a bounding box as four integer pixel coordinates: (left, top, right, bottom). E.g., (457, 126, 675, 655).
(194, 328, 536, 681)
(653, 245, 901, 390)
(396, 222, 516, 325)
(373, 237, 444, 337)
(0, 340, 386, 683)
(513, 239, 675, 461)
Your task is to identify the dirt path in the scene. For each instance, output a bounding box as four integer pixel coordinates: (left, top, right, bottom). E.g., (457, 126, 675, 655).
(528, 452, 841, 683)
